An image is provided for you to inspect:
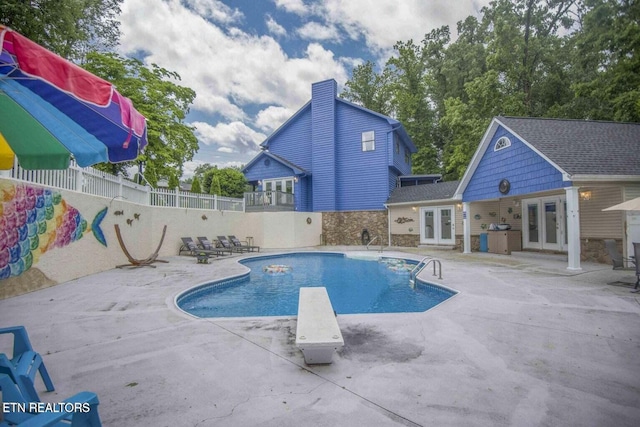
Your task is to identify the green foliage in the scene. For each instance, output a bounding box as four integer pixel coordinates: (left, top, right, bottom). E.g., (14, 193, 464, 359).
(167, 174, 180, 190)
(0, 0, 122, 61)
(203, 168, 247, 198)
(342, 0, 639, 181)
(82, 52, 198, 183)
(190, 177, 202, 194)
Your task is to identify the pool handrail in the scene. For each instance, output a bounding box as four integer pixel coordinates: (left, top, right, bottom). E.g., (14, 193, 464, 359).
(410, 257, 442, 286)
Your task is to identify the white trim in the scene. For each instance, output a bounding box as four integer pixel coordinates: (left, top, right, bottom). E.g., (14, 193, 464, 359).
(420, 205, 455, 245)
(455, 117, 572, 198)
(386, 195, 462, 207)
(570, 175, 640, 182)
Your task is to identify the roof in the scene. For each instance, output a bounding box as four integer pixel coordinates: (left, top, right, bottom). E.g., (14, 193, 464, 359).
(241, 150, 308, 176)
(386, 181, 460, 205)
(260, 88, 417, 153)
(497, 117, 640, 177)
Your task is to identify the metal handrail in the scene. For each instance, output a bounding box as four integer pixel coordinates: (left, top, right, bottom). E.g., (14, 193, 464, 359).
(409, 256, 442, 286)
(366, 236, 383, 252)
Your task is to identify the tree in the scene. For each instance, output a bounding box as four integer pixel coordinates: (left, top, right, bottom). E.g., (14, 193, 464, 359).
(191, 177, 202, 194)
(82, 52, 198, 182)
(568, 0, 640, 121)
(0, 0, 122, 61)
(204, 168, 247, 198)
(167, 174, 180, 190)
(340, 61, 393, 115)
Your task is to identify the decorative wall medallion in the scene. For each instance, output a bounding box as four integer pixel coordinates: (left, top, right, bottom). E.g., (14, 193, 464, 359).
(499, 179, 510, 194)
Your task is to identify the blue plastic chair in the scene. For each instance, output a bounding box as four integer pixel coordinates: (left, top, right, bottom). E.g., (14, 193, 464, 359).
(0, 326, 54, 402)
(0, 373, 101, 426)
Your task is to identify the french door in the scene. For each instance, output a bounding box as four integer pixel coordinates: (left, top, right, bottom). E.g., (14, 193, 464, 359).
(523, 196, 567, 251)
(420, 206, 455, 245)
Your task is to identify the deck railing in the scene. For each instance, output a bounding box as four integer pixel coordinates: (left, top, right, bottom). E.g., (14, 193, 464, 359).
(244, 191, 295, 211)
(3, 159, 244, 212)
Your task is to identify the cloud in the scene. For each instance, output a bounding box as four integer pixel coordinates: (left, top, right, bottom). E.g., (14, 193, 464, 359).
(255, 106, 295, 133)
(296, 22, 341, 42)
(266, 14, 287, 37)
(184, 0, 244, 25)
(120, 0, 349, 118)
(191, 121, 266, 154)
(272, 0, 312, 16)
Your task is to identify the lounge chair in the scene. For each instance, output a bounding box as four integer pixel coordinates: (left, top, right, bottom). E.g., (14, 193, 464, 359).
(0, 373, 102, 426)
(197, 237, 233, 255)
(179, 237, 225, 258)
(216, 236, 249, 253)
(0, 326, 54, 402)
(604, 239, 634, 269)
(228, 235, 260, 252)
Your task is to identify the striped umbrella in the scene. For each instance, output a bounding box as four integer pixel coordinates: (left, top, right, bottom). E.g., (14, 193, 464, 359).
(0, 25, 147, 170)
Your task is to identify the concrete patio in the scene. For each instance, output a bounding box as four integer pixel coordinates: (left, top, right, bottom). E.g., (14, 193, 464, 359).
(1, 248, 639, 426)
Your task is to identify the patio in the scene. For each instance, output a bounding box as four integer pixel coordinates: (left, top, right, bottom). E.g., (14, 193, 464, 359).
(1, 248, 639, 426)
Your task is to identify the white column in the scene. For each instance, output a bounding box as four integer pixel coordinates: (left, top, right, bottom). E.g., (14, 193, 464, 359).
(463, 202, 471, 254)
(565, 186, 582, 271)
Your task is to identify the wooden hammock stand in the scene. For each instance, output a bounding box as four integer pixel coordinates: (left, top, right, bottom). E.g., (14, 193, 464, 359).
(114, 224, 169, 268)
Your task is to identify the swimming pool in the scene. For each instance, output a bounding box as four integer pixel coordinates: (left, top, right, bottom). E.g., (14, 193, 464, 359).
(176, 252, 456, 318)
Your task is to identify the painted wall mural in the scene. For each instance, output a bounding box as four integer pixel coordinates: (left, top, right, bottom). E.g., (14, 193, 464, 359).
(0, 182, 107, 279)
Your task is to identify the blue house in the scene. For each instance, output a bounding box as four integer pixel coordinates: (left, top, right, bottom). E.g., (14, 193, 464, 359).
(242, 79, 417, 213)
(386, 116, 640, 270)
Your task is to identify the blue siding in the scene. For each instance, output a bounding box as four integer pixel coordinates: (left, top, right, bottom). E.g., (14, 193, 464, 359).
(335, 102, 390, 210)
(463, 126, 566, 202)
(311, 80, 337, 211)
(244, 154, 293, 182)
(242, 79, 416, 213)
(266, 106, 312, 171)
(390, 133, 412, 174)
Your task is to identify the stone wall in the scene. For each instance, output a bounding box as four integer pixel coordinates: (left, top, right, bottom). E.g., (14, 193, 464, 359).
(322, 211, 388, 245)
(390, 234, 419, 247)
(581, 238, 614, 264)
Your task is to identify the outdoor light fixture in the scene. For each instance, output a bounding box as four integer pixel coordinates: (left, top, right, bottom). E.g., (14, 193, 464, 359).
(580, 190, 592, 201)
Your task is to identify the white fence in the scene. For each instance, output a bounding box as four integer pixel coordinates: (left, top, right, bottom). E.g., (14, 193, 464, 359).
(3, 160, 245, 212)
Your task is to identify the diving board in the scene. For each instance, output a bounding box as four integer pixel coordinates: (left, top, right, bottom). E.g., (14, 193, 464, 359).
(295, 287, 344, 364)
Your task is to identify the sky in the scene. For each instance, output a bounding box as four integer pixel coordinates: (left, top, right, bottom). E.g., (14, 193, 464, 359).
(117, 0, 490, 178)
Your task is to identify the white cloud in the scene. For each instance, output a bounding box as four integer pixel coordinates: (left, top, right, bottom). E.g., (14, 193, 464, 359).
(191, 121, 266, 154)
(184, 0, 243, 25)
(120, 0, 349, 119)
(266, 15, 287, 37)
(296, 22, 341, 42)
(255, 106, 294, 133)
(273, 0, 311, 16)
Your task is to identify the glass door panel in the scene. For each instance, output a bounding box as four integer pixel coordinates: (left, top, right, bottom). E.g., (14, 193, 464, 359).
(527, 203, 539, 244)
(423, 210, 434, 241)
(440, 208, 453, 242)
(544, 201, 558, 244)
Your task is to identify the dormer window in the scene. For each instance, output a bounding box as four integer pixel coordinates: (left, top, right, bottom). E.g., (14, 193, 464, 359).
(494, 136, 511, 151)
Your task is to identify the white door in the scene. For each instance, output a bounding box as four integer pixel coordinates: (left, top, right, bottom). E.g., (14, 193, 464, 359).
(523, 196, 566, 251)
(420, 206, 455, 245)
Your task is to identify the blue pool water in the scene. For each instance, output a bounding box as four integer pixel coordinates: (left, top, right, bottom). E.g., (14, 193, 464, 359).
(177, 252, 455, 318)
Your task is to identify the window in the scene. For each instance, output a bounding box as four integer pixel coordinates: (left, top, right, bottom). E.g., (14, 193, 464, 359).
(494, 136, 511, 151)
(362, 131, 375, 151)
(394, 134, 400, 154)
(404, 149, 410, 164)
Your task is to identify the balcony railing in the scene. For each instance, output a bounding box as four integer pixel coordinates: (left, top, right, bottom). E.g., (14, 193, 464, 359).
(244, 191, 295, 212)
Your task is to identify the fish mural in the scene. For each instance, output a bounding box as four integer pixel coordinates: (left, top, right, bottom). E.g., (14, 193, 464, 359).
(0, 182, 107, 279)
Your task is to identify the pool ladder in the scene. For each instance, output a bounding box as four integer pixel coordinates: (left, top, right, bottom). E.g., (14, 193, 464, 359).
(409, 256, 442, 287)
